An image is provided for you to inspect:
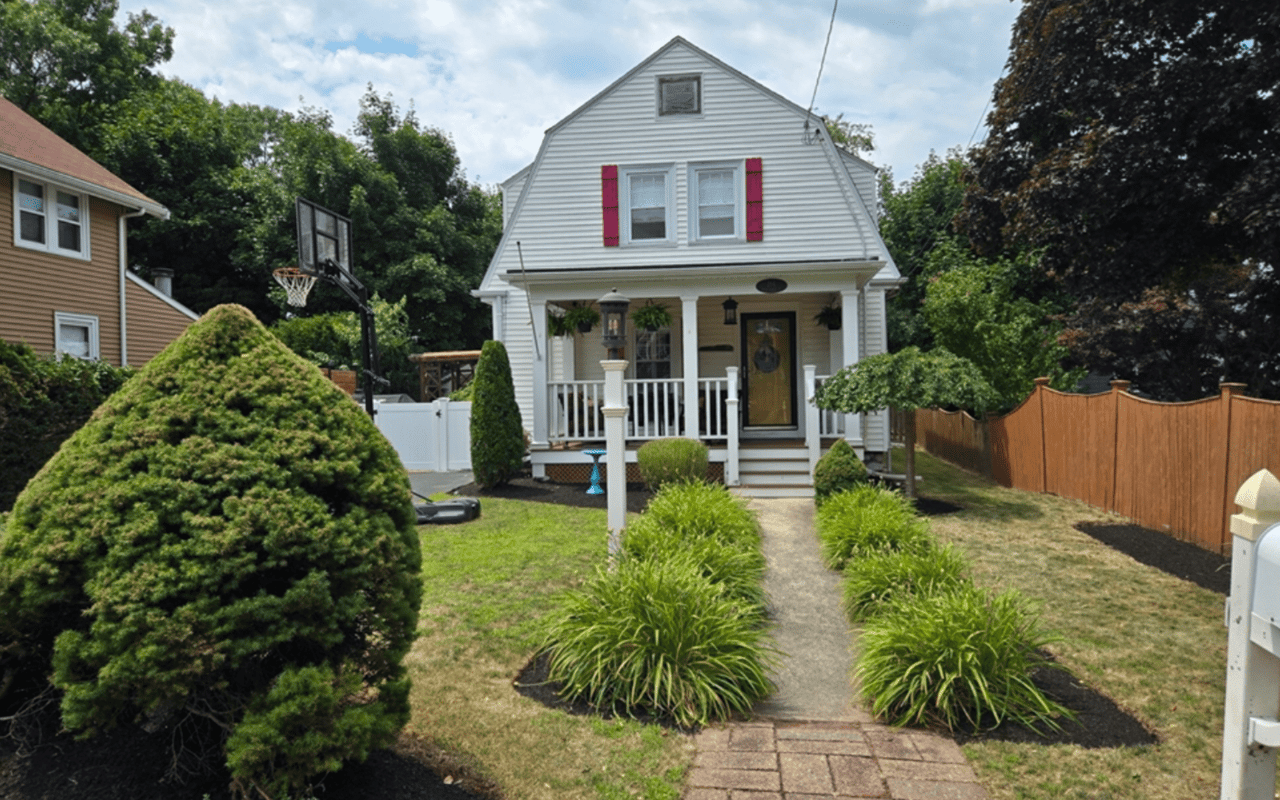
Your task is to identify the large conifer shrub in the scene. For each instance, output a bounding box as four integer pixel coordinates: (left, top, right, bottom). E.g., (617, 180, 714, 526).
(0, 304, 422, 798)
(469, 339, 524, 488)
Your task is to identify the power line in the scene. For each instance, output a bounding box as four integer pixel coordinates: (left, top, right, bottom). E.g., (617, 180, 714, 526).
(803, 0, 839, 144)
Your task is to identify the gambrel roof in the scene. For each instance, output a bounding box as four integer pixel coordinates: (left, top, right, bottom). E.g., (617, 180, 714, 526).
(479, 36, 898, 295)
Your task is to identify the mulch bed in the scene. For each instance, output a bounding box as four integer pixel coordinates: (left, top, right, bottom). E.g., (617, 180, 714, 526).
(0, 480, 1225, 799)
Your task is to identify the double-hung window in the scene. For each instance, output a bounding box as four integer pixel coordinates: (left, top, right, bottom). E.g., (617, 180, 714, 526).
(16, 176, 89, 259)
(621, 165, 675, 245)
(689, 162, 743, 241)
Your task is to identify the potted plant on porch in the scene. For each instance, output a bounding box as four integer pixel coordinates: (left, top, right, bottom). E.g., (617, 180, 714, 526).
(815, 303, 842, 331)
(561, 303, 600, 334)
(632, 301, 672, 331)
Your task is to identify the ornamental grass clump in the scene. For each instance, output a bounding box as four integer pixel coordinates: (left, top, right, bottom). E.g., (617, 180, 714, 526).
(622, 515, 766, 618)
(842, 544, 971, 622)
(636, 437, 709, 489)
(542, 557, 775, 729)
(816, 485, 930, 570)
(0, 305, 422, 799)
(640, 481, 759, 553)
(855, 584, 1071, 733)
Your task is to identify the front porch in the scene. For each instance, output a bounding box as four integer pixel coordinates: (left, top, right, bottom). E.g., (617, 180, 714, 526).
(532, 367, 863, 498)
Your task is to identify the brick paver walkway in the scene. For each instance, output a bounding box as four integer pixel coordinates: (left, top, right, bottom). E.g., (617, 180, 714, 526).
(683, 721, 989, 800)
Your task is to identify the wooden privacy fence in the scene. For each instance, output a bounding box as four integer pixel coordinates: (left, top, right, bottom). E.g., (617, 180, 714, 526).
(916, 380, 1280, 555)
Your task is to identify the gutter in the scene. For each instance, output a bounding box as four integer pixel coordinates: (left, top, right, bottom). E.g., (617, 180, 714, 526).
(119, 208, 148, 366)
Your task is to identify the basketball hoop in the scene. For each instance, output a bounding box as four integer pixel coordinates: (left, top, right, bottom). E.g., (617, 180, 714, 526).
(273, 266, 318, 307)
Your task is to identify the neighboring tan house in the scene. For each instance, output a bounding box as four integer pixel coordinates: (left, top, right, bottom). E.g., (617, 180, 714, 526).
(475, 37, 901, 497)
(1, 95, 197, 366)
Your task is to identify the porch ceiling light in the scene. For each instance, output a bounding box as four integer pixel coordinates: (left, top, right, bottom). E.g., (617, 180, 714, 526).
(599, 288, 630, 358)
(722, 297, 738, 325)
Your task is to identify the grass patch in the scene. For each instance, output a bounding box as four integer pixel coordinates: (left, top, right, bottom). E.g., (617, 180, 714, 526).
(408, 498, 693, 800)
(897, 447, 1232, 800)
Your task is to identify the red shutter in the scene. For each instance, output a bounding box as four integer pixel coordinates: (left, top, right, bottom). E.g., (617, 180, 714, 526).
(602, 165, 619, 246)
(746, 158, 763, 241)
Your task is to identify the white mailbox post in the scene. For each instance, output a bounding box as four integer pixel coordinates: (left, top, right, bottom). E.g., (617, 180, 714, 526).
(1221, 468, 1280, 800)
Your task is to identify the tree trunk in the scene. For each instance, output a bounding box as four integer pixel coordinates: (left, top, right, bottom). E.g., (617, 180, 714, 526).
(902, 407, 917, 499)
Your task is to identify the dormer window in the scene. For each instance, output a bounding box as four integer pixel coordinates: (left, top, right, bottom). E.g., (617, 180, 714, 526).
(658, 75, 700, 116)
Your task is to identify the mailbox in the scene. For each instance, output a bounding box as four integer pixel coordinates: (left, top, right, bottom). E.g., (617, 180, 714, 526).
(1252, 526, 1280, 657)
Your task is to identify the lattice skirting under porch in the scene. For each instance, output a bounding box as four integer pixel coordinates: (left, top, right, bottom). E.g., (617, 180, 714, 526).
(546, 461, 725, 485)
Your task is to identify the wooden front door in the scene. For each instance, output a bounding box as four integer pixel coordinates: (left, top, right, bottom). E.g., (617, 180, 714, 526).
(741, 312, 797, 429)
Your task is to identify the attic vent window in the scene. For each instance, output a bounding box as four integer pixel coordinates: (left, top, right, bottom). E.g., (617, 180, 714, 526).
(658, 75, 700, 116)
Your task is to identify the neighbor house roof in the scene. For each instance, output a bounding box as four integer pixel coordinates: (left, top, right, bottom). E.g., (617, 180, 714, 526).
(0, 95, 169, 219)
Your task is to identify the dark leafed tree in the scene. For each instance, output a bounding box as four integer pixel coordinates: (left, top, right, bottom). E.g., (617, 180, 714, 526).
(960, 0, 1280, 400)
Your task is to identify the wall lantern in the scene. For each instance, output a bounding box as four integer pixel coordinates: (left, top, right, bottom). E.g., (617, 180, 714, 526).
(599, 288, 630, 359)
(722, 297, 738, 326)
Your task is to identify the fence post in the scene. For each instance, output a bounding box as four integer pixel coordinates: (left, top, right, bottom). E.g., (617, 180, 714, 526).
(1109, 380, 1131, 512)
(1035, 377, 1051, 493)
(1220, 469, 1280, 800)
(1220, 383, 1249, 554)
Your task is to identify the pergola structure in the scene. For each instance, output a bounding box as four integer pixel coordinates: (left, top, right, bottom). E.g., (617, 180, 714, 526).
(410, 350, 482, 401)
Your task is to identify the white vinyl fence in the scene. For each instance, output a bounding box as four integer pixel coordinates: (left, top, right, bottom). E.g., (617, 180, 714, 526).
(373, 399, 472, 472)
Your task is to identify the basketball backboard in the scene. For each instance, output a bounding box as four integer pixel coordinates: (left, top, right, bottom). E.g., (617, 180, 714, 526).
(296, 197, 357, 290)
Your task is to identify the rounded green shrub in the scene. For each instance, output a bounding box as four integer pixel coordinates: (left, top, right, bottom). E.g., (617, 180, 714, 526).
(636, 437, 709, 489)
(813, 439, 869, 507)
(641, 481, 759, 552)
(0, 305, 422, 798)
(469, 339, 525, 488)
(842, 544, 971, 622)
(543, 557, 775, 728)
(622, 516, 767, 617)
(855, 584, 1071, 732)
(815, 485, 930, 570)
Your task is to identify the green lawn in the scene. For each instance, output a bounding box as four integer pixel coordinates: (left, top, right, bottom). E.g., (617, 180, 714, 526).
(406, 498, 693, 800)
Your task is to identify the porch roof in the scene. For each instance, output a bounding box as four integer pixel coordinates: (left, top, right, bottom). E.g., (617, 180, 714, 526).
(502, 258, 888, 302)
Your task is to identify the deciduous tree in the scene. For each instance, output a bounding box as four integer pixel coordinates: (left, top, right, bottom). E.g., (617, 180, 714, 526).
(960, 0, 1280, 399)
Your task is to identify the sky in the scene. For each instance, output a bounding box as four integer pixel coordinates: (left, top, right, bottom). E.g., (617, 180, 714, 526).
(115, 0, 1024, 189)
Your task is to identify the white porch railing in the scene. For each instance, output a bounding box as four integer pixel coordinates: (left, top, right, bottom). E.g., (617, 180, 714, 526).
(814, 374, 847, 437)
(547, 374, 739, 443)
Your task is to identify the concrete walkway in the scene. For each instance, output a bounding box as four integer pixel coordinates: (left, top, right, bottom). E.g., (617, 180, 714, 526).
(682, 498, 989, 800)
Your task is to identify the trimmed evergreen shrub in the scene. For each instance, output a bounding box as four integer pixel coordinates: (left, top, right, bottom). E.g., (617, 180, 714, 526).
(622, 515, 767, 617)
(636, 437, 709, 488)
(0, 305, 422, 798)
(813, 439, 869, 507)
(856, 585, 1071, 732)
(0, 340, 132, 512)
(469, 340, 525, 488)
(815, 485, 931, 570)
(842, 545, 971, 622)
(543, 557, 775, 728)
(640, 481, 760, 552)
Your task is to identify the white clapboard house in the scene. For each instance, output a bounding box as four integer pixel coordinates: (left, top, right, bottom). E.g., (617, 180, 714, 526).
(474, 37, 901, 497)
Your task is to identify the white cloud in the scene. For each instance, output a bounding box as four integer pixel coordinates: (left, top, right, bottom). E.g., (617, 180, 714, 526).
(118, 0, 1019, 186)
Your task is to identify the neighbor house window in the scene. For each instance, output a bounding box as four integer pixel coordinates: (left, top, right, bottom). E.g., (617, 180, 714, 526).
(690, 163, 742, 240)
(618, 165, 675, 245)
(54, 312, 100, 360)
(658, 75, 700, 116)
(16, 176, 89, 259)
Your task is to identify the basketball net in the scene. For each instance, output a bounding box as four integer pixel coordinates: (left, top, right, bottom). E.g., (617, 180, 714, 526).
(273, 267, 318, 307)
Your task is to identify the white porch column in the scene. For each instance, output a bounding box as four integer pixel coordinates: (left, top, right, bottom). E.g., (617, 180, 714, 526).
(681, 295, 699, 439)
(804, 365, 820, 471)
(725, 367, 740, 486)
(529, 298, 549, 477)
(602, 360, 629, 561)
(840, 288, 863, 451)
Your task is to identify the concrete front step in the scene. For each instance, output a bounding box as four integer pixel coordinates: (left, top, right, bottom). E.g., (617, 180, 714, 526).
(731, 484, 816, 499)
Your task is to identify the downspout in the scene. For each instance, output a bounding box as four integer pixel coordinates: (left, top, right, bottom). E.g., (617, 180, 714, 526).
(118, 208, 148, 366)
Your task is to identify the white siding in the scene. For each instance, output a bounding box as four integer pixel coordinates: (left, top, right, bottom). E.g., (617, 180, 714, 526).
(860, 289, 889, 451)
(485, 43, 881, 283)
(501, 166, 530, 229)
